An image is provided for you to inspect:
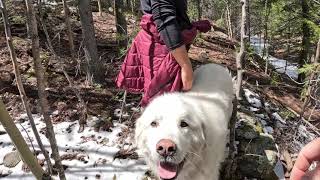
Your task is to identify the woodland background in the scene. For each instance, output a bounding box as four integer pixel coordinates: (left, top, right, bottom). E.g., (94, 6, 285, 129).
(0, 0, 319, 179)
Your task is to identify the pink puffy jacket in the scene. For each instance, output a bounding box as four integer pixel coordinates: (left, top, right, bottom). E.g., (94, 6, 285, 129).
(116, 14, 211, 107)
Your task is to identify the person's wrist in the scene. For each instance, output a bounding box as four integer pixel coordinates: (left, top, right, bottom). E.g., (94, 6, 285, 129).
(180, 60, 192, 69)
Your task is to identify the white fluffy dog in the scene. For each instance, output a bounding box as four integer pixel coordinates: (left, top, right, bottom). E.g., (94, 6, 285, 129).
(135, 64, 234, 180)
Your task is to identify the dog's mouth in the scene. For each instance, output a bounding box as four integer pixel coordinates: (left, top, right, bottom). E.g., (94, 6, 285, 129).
(157, 159, 185, 180)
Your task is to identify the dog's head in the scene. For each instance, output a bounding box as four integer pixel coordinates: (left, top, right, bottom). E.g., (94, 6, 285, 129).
(135, 94, 206, 180)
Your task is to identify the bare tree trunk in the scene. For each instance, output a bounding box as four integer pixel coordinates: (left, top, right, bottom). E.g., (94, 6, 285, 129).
(263, 0, 270, 74)
(62, 0, 75, 61)
(247, 0, 250, 41)
(300, 39, 320, 119)
(98, 0, 103, 16)
(114, 0, 127, 47)
(225, 1, 233, 39)
(196, 0, 201, 21)
(78, 0, 104, 84)
(38, 6, 88, 133)
(126, 0, 132, 11)
(285, 21, 291, 72)
(0, 0, 53, 174)
(0, 99, 49, 180)
(298, 0, 311, 83)
(24, 0, 66, 179)
(236, 0, 247, 100)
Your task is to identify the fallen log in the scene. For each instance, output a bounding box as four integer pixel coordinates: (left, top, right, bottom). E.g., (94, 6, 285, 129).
(201, 34, 238, 49)
(262, 87, 320, 122)
(0, 80, 117, 104)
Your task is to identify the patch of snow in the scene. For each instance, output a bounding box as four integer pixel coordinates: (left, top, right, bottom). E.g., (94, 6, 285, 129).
(260, 120, 267, 126)
(268, 56, 299, 80)
(243, 89, 262, 108)
(263, 126, 274, 134)
(51, 110, 59, 116)
(255, 114, 266, 119)
(249, 107, 260, 112)
(0, 113, 148, 180)
(272, 112, 286, 124)
(250, 36, 299, 80)
(86, 116, 100, 127)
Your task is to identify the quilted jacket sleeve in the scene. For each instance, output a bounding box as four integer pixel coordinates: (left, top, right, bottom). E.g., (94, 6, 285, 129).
(150, 0, 184, 50)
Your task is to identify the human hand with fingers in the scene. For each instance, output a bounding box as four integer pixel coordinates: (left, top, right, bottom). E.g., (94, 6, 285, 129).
(290, 138, 320, 180)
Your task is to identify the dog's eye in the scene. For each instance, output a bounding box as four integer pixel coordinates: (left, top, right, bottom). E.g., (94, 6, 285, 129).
(180, 120, 189, 128)
(150, 121, 158, 127)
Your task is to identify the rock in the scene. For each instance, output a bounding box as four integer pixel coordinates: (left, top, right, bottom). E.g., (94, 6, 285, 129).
(222, 106, 278, 180)
(273, 160, 285, 180)
(3, 151, 21, 168)
(237, 154, 277, 180)
(236, 111, 262, 140)
(238, 133, 277, 155)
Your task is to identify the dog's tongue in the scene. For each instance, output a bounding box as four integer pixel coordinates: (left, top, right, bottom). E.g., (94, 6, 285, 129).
(158, 162, 178, 179)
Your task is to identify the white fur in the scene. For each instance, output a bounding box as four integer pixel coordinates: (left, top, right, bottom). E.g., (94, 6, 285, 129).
(135, 64, 234, 180)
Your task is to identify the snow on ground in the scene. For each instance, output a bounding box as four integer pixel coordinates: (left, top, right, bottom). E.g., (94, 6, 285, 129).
(250, 36, 299, 80)
(0, 113, 148, 180)
(243, 89, 262, 108)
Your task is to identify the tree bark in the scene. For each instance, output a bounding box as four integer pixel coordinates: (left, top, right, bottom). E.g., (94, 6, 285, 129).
(263, 0, 270, 74)
(24, 0, 66, 179)
(78, 0, 104, 84)
(196, 0, 201, 21)
(62, 0, 75, 61)
(236, 0, 247, 100)
(225, 1, 233, 39)
(114, 0, 127, 47)
(298, 0, 311, 83)
(0, 99, 49, 180)
(38, 7, 88, 132)
(98, 0, 103, 16)
(0, 0, 53, 174)
(300, 39, 320, 119)
(246, 0, 250, 41)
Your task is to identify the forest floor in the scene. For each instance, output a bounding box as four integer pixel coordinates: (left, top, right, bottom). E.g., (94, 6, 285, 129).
(0, 3, 319, 179)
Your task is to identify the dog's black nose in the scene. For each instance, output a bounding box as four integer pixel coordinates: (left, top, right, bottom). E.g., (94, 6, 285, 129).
(156, 139, 177, 156)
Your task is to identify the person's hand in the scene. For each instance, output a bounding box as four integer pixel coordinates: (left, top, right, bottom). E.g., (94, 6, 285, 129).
(290, 138, 320, 180)
(181, 63, 193, 91)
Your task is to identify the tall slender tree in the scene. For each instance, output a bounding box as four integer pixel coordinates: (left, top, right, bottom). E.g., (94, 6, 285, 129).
(24, 0, 66, 179)
(78, 0, 104, 84)
(300, 38, 320, 119)
(0, 0, 53, 174)
(114, 0, 128, 47)
(62, 0, 75, 61)
(298, 0, 311, 83)
(98, 0, 103, 16)
(236, 0, 247, 100)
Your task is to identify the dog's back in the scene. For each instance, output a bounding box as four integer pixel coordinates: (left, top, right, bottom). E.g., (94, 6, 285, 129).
(183, 64, 234, 180)
(189, 63, 234, 99)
